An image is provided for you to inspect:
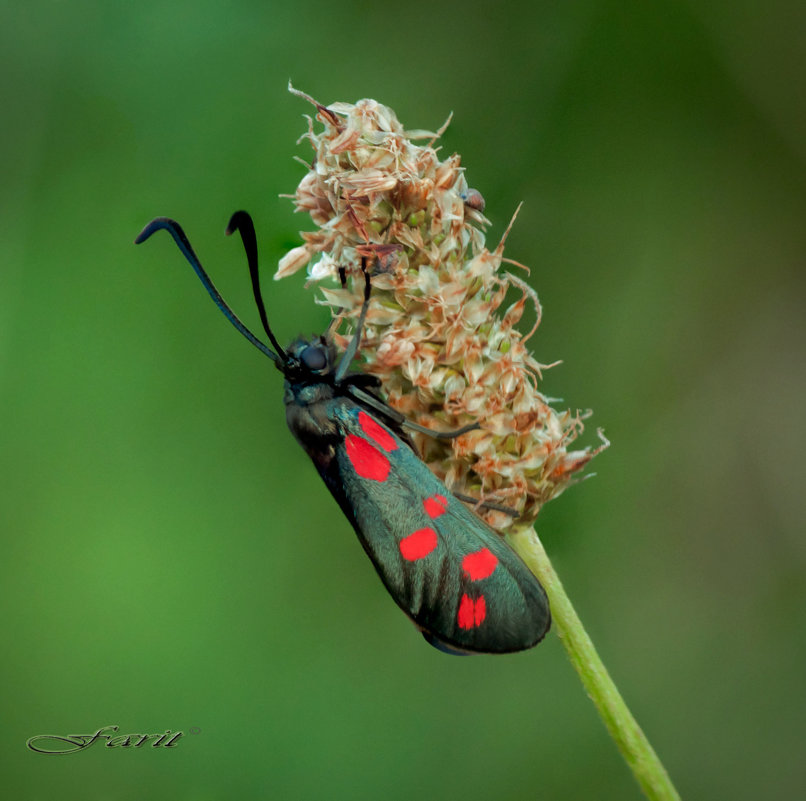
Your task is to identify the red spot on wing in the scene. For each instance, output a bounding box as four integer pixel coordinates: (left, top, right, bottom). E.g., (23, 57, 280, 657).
(399, 527, 438, 561)
(457, 594, 487, 630)
(462, 548, 498, 581)
(358, 411, 397, 452)
(423, 494, 448, 518)
(345, 435, 390, 482)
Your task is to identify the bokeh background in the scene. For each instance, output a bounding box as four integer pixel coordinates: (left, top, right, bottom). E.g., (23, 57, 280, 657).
(2, 1, 804, 799)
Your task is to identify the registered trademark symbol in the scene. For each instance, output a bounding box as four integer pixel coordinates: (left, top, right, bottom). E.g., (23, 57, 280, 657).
(189, 727, 201, 735)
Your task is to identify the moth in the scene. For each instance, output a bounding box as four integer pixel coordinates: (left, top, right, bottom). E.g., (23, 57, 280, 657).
(136, 211, 550, 654)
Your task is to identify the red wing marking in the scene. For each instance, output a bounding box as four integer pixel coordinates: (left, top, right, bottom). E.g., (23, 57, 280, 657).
(457, 594, 487, 629)
(461, 548, 498, 581)
(357, 411, 397, 452)
(423, 494, 448, 519)
(399, 527, 438, 561)
(345, 434, 390, 482)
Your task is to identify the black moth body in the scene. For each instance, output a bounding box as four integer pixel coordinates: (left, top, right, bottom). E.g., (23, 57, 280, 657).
(135, 211, 551, 654)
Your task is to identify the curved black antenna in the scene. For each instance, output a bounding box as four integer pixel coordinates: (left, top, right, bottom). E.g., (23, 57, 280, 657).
(225, 211, 287, 362)
(134, 217, 280, 364)
(334, 259, 372, 383)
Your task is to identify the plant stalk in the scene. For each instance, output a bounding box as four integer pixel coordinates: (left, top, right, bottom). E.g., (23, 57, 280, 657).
(508, 527, 681, 801)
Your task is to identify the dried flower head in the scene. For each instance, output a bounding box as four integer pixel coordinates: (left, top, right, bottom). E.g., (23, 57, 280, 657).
(277, 84, 607, 532)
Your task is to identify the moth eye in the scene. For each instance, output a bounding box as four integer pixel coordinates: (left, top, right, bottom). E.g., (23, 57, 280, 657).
(300, 345, 327, 371)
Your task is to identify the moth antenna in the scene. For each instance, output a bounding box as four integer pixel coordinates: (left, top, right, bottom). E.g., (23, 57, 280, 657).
(225, 211, 287, 362)
(134, 217, 280, 363)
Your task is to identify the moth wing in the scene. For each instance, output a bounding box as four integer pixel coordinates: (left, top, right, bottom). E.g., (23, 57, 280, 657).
(331, 404, 550, 654)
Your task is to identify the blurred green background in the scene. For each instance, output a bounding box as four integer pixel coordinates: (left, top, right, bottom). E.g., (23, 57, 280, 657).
(2, 1, 804, 799)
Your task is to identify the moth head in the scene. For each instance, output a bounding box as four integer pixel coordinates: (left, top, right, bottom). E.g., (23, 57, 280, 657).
(283, 336, 336, 379)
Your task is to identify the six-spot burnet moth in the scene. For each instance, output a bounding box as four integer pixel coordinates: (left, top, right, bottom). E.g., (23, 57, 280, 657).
(135, 210, 551, 654)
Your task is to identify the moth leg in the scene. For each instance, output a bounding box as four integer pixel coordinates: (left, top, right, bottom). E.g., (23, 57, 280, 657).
(348, 385, 407, 422)
(343, 373, 383, 391)
(349, 386, 480, 439)
(452, 492, 519, 518)
(334, 259, 371, 382)
(324, 265, 351, 339)
(401, 419, 480, 439)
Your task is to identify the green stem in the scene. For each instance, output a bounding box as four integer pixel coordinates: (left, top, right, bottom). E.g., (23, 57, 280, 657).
(508, 527, 681, 801)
